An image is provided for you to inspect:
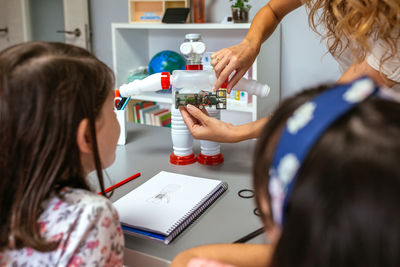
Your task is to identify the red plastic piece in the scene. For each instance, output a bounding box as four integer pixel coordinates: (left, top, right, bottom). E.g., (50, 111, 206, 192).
(170, 152, 197, 165)
(161, 72, 171, 89)
(221, 79, 229, 88)
(185, 65, 203, 70)
(198, 153, 224, 165)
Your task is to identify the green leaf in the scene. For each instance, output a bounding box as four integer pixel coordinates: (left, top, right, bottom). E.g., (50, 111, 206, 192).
(230, 0, 251, 9)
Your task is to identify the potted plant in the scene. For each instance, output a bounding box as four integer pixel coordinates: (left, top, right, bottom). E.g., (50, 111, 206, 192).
(230, 0, 251, 23)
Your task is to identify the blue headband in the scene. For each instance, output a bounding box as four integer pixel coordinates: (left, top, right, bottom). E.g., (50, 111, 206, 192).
(268, 77, 379, 226)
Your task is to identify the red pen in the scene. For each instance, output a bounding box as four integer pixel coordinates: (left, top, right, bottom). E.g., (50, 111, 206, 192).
(114, 89, 122, 109)
(98, 172, 141, 195)
(115, 89, 121, 98)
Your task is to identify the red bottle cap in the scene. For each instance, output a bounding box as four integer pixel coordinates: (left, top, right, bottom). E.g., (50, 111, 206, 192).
(170, 152, 197, 165)
(161, 72, 171, 89)
(185, 65, 203, 70)
(197, 153, 224, 165)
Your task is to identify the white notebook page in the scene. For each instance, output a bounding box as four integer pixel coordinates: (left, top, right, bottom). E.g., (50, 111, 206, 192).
(113, 171, 223, 235)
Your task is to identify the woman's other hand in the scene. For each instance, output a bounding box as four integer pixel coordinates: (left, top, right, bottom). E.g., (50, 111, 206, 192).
(210, 39, 259, 93)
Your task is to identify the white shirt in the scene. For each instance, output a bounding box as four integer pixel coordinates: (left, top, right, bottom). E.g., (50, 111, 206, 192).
(330, 37, 400, 91)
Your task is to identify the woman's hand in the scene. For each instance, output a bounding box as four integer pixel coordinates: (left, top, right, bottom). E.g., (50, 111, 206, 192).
(180, 105, 269, 143)
(179, 105, 239, 143)
(187, 258, 236, 267)
(211, 39, 259, 93)
(209, 0, 302, 93)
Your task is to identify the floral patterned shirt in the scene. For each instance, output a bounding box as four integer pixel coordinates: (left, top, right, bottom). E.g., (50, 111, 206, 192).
(0, 187, 124, 267)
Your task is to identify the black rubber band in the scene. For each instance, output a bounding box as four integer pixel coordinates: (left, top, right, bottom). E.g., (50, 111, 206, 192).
(253, 207, 262, 217)
(238, 189, 255, 199)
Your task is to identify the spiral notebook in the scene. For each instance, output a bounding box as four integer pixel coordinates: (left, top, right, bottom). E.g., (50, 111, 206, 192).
(113, 171, 228, 244)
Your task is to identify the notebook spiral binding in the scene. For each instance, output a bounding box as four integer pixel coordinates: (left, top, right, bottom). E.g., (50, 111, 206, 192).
(166, 182, 228, 239)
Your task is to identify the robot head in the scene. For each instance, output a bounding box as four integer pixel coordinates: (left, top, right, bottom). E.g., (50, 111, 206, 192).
(180, 33, 206, 65)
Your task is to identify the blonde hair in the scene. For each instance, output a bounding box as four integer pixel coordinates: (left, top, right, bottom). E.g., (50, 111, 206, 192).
(304, 0, 400, 65)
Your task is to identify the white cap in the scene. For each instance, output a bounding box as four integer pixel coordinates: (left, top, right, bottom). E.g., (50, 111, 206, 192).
(192, 42, 206, 54)
(185, 33, 201, 41)
(180, 42, 192, 55)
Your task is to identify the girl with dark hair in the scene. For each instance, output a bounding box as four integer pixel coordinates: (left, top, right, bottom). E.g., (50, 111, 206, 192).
(0, 42, 123, 266)
(171, 77, 400, 267)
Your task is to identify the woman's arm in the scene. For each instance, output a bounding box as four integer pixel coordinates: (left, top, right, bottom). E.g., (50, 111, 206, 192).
(234, 116, 270, 142)
(170, 244, 273, 267)
(180, 105, 269, 143)
(212, 0, 303, 92)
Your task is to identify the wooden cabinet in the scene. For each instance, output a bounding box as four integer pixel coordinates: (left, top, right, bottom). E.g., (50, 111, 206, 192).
(129, 0, 189, 23)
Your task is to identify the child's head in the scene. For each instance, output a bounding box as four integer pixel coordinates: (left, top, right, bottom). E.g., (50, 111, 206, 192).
(0, 42, 119, 251)
(253, 78, 400, 267)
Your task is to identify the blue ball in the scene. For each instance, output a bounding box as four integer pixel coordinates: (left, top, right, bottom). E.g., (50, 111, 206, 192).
(148, 50, 186, 75)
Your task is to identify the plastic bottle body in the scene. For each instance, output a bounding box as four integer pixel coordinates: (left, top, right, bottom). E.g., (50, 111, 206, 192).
(171, 69, 215, 95)
(170, 106, 196, 165)
(171, 107, 193, 156)
(171, 69, 270, 98)
(198, 108, 224, 165)
(232, 77, 270, 97)
(119, 72, 171, 96)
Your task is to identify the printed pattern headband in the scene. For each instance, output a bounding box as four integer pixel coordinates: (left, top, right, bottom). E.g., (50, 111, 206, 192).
(269, 77, 379, 226)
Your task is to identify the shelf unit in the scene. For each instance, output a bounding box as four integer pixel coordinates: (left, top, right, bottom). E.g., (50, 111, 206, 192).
(111, 23, 281, 122)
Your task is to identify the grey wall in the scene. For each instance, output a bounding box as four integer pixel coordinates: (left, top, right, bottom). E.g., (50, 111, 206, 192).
(89, 0, 128, 70)
(89, 0, 341, 98)
(280, 7, 340, 98)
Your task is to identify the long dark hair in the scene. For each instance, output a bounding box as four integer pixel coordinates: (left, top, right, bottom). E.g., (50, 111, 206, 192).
(253, 85, 400, 267)
(0, 42, 114, 252)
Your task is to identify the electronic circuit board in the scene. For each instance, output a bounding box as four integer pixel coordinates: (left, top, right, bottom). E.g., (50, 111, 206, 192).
(175, 89, 227, 109)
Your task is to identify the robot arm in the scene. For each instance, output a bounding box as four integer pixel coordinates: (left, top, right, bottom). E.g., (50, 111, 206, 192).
(232, 78, 270, 98)
(119, 72, 171, 97)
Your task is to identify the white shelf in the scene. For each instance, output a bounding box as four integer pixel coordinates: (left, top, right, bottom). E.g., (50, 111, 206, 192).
(226, 100, 254, 112)
(131, 92, 172, 104)
(112, 23, 251, 30)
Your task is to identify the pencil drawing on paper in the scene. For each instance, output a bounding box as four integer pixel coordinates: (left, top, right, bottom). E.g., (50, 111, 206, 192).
(147, 184, 181, 204)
